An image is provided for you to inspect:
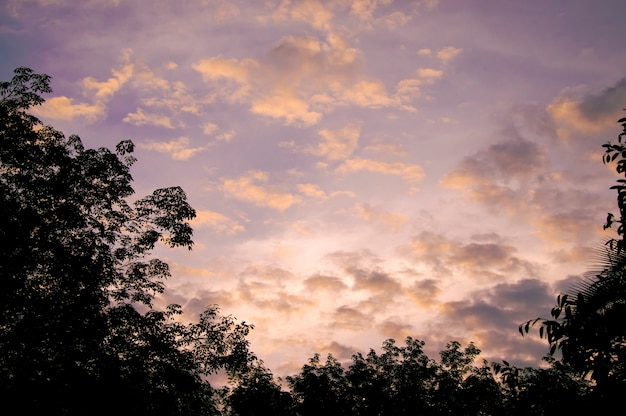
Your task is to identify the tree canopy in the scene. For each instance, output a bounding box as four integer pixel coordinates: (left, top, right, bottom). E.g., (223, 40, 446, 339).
(0, 67, 252, 415)
(520, 114, 626, 407)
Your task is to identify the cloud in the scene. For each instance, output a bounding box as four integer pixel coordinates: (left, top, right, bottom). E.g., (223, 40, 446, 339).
(436, 46, 462, 64)
(330, 306, 371, 330)
(290, 0, 334, 31)
(378, 319, 414, 340)
(123, 107, 173, 128)
(81, 54, 134, 101)
(578, 77, 626, 122)
(138, 137, 208, 160)
(334, 79, 395, 108)
(348, 267, 402, 294)
(193, 56, 253, 84)
(250, 91, 323, 126)
(378, 11, 412, 30)
(440, 136, 547, 213)
(222, 171, 301, 211)
(193, 31, 436, 126)
(315, 340, 359, 361)
(355, 203, 410, 232)
(297, 183, 329, 200)
(201, 121, 235, 142)
(211, 0, 240, 22)
(399, 232, 537, 282)
(336, 158, 425, 185)
(306, 122, 361, 161)
(134, 66, 210, 116)
(203, 122, 219, 136)
(193, 209, 245, 235)
(435, 278, 556, 365)
(31, 96, 104, 122)
(350, 0, 393, 21)
(416, 68, 443, 79)
(261, 0, 334, 31)
(363, 141, 408, 158)
(548, 78, 626, 138)
(33, 51, 133, 122)
(407, 279, 441, 307)
(303, 274, 349, 292)
(451, 242, 516, 268)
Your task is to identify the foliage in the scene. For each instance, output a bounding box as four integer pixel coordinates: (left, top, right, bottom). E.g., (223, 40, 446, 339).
(287, 337, 532, 416)
(223, 360, 293, 416)
(282, 338, 588, 416)
(0, 67, 252, 415)
(519, 114, 626, 406)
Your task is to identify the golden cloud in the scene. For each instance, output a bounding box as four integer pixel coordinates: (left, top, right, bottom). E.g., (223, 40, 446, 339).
(123, 107, 173, 128)
(308, 122, 361, 161)
(193, 31, 436, 126)
(193, 56, 253, 84)
(336, 157, 425, 184)
(138, 137, 208, 160)
(32, 96, 104, 122)
(82, 58, 133, 101)
(251, 91, 322, 126)
(297, 183, 329, 200)
(222, 171, 302, 211)
(355, 203, 410, 233)
(193, 209, 245, 235)
(436, 46, 462, 64)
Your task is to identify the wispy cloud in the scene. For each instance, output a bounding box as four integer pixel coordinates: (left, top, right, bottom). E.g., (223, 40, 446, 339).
(139, 137, 209, 160)
(336, 158, 425, 186)
(222, 171, 302, 211)
(193, 209, 245, 235)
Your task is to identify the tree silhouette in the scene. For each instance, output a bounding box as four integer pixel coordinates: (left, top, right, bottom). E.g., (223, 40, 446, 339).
(0, 67, 252, 415)
(520, 114, 626, 407)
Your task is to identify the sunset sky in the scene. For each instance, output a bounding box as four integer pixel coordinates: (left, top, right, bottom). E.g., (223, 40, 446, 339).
(3, 0, 626, 379)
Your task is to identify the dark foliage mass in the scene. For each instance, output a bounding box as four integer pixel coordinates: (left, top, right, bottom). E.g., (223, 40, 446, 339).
(521, 114, 626, 408)
(0, 67, 621, 414)
(223, 339, 591, 416)
(0, 68, 253, 415)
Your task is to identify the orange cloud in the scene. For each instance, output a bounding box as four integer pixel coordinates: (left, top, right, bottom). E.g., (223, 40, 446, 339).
(222, 171, 301, 211)
(193, 210, 245, 235)
(123, 107, 173, 128)
(355, 203, 410, 232)
(32, 96, 104, 122)
(139, 137, 208, 160)
(307, 122, 361, 161)
(336, 157, 425, 184)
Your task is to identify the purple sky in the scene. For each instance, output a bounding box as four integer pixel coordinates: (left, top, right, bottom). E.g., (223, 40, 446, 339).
(3, 0, 626, 378)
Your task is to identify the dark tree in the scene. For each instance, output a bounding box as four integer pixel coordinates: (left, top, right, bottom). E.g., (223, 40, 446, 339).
(288, 338, 511, 416)
(0, 67, 252, 415)
(520, 114, 626, 408)
(493, 359, 591, 415)
(287, 353, 351, 416)
(224, 360, 294, 416)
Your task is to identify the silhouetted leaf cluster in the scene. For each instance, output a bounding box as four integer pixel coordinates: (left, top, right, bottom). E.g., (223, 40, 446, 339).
(223, 339, 590, 416)
(520, 112, 626, 408)
(0, 68, 253, 415)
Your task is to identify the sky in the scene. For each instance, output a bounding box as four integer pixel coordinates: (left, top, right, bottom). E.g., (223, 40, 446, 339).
(2, 0, 626, 380)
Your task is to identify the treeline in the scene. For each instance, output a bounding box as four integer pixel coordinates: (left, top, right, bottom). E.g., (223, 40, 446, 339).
(223, 339, 591, 415)
(1, 68, 623, 415)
